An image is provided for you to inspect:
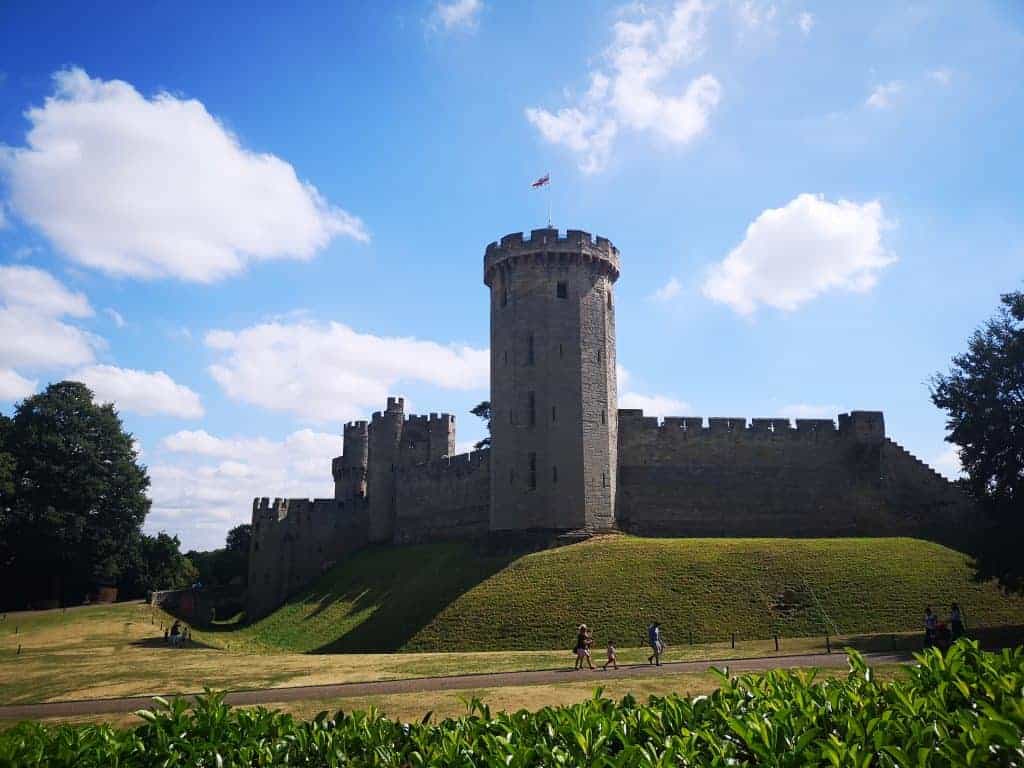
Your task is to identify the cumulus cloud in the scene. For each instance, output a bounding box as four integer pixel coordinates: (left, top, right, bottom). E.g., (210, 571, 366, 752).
(0, 265, 100, 373)
(796, 11, 814, 34)
(205, 319, 489, 422)
(1, 68, 368, 283)
(72, 364, 204, 418)
(526, 0, 721, 173)
(149, 428, 341, 547)
(928, 68, 952, 86)
(866, 80, 903, 109)
(734, 0, 776, 31)
(0, 369, 36, 401)
(430, 0, 483, 31)
(701, 193, 896, 315)
(650, 277, 682, 302)
(617, 364, 691, 416)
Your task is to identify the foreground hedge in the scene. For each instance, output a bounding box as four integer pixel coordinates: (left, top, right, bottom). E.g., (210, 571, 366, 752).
(2, 641, 1022, 767)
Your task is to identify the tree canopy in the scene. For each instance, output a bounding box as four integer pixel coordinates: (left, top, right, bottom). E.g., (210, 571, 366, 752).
(931, 290, 1024, 590)
(0, 382, 151, 607)
(471, 400, 491, 450)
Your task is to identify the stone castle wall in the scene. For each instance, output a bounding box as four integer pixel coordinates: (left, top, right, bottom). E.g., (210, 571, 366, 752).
(394, 449, 491, 545)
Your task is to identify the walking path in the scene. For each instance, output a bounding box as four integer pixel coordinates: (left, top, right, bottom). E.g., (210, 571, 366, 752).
(0, 650, 911, 721)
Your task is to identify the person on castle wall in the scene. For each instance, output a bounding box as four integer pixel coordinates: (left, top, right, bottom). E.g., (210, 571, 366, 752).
(647, 622, 664, 666)
(950, 603, 966, 641)
(574, 624, 594, 670)
(603, 639, 619, 671)
(923, 607, 937, 648)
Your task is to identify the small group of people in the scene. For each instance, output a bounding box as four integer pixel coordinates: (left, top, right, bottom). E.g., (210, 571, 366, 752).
(573, 621, 666, 671)
(165, 619, 191, 647)
(924, 603, 966, 650)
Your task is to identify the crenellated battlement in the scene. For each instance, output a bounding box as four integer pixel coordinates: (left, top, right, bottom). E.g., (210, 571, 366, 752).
(395, 448, 490, 479)
(484, 227, 620, 286)
(618, 410, 885, 441)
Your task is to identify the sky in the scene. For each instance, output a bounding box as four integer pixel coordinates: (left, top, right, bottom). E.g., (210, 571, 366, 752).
(0, 0, 1021, 551)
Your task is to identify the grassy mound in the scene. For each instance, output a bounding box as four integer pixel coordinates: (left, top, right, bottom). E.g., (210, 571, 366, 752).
(219, 536, 1024, 653)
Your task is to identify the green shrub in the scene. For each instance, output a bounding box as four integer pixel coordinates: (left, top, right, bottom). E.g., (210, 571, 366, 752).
(2, 641, 1022, 766)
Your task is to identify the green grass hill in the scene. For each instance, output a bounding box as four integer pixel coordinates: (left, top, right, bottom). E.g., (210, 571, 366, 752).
(213, 536, 1024, 654)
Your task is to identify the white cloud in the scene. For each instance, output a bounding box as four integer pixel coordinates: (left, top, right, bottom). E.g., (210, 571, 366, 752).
(205, 319, 489, 422)
(651, 276, 682, 302)
(617, 364, 690, 416)
(1, 68, 368, 283)
(778, 403, 839, 419)
(0, 265, 100, 372)
(0, 264, 92, 318)
(104, 308, 125, 327)
(932, 444, 963, 480)
(72, 364, 204, 418)
(0, 369, 37, 401)
(928, 68, 952, 86)
(430, 0, 483, 31)
(796, 11, 814, 34)
(734, 0, 776, 31)
(701, 193, 896, 315)
(149, 428, 342, 547)
(526, 0, 721, 173)
(866, 81, 903, 109)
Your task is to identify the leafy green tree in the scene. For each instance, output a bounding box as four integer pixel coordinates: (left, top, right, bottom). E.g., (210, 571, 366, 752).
(470, 400, 491, 450)
(931, 290, 1024, 590)
(186, 524, 252, 587)
(1, 381, 150, 607)
(121, 532, 198, 597)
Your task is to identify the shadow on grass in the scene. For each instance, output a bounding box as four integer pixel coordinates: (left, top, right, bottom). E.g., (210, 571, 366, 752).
(129, 636, 219, 651)
(303, 542, 519, 653)
(840, 624, 1024, 655)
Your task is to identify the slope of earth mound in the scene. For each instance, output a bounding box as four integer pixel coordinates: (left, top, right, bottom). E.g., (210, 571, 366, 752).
(214, 536, 1024, 653)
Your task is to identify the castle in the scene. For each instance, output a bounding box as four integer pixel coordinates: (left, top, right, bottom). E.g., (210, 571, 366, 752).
(247, 228, 973, 620)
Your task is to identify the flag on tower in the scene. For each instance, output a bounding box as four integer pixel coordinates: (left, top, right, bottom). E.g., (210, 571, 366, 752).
(531, 173, 550, 188)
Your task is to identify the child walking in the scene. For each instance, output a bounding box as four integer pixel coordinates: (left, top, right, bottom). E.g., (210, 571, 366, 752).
(603, 639, 618, 670)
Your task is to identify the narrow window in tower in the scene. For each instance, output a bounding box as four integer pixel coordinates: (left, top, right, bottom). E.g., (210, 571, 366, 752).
(552, 465, 558, 483)
(559, 343, 563, 358)
(608, 290, 613, 310)
(528, 392, 536, 426)
(556, 281, 568, 299)
(601, 409, 606, 425)
(510, 469, 515, 485)
(501, 281, 509, 307)
(528, 452, 537, 490)
(527, 333, 535, 365)
(601, 472, 607, 488)
(597, 347, 602, 363)
(503, 350, 508, 365)
(551, 405, 557, 422)
(510, 409, 514, 425)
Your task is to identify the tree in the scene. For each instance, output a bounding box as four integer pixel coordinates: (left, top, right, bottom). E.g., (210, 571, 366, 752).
(186, 524, 252, 587)
(121, 532, 197, 597)
(471, 400, 491, 450)
(931, 290, 1024, 590)
(0, 382, 150, 607)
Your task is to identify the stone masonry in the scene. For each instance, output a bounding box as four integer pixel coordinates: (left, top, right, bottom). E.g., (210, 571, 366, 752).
(246, 227, 976, 620)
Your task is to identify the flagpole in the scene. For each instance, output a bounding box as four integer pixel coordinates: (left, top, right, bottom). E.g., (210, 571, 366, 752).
(547, 171, 552, 228)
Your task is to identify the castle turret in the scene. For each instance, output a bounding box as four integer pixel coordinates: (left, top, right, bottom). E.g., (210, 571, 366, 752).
(333, 420, 369, 501)
(367, 397, 404, 543)
(484, 228, 620, 532)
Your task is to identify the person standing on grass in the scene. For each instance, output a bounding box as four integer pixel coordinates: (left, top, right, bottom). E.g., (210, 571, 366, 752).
(603, 639, 618, 670)
(950, 603, 965, 641)
(924, 607, 937, 647)
(575, 624, 594, 670)
(647, 622, 664, 666)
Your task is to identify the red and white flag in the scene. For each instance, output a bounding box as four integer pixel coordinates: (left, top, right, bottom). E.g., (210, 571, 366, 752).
(531, 173, 550, 189)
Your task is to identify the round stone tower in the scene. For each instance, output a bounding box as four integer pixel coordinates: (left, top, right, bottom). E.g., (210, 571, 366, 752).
(483, 228, 620, 533)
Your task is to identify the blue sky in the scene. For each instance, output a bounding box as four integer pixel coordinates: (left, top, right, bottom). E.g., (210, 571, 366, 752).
(1, 0, 1021, 550)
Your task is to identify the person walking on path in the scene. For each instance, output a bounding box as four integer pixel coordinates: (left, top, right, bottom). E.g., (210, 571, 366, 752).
(950, 603, 966, 641)
(647, 622, 664, 666)
(603, 639, 619, 671)
(574, 624, 594, 670)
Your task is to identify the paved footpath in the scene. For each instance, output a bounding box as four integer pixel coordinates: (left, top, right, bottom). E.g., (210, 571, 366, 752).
(0, 650, 913, 721)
